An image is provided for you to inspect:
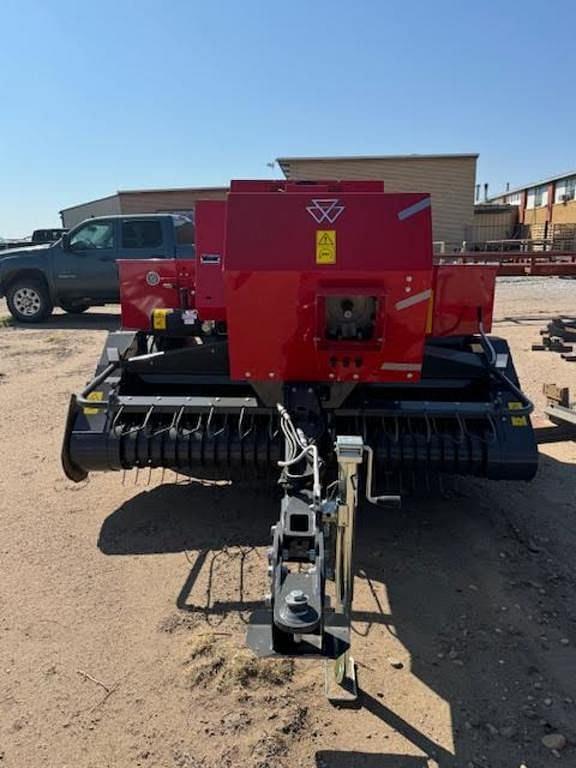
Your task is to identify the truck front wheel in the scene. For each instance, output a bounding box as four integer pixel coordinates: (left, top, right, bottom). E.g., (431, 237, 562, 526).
(6, 278, 53, 323)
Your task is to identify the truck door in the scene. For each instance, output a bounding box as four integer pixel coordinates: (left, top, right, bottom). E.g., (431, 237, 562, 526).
(53, 219, 119, 300)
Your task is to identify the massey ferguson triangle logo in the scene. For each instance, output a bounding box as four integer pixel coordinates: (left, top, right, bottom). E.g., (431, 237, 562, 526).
(306, 199, 345, 224)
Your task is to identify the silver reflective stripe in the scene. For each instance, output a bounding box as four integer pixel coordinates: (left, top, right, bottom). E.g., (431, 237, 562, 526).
(397, 197, 431, 221)
(380, 362, 422, 371)
(395, 288, 432, 311)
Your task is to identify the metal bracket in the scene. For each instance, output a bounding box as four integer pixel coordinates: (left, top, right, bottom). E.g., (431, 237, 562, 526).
(326, 435, 364, 702)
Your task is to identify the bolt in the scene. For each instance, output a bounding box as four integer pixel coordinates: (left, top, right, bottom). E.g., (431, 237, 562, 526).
(268, 372, 275, 378)
(285, 589, 309, 613)
(245, 371, 251, 378)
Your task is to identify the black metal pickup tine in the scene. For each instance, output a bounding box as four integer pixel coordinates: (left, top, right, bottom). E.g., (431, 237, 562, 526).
(206, 406, 226, 438)
(238, 406, 255, 440)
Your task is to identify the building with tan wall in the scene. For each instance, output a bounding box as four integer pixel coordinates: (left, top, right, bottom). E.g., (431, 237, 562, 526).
(60, 187, 228, 228)
(489, 170, 576, 247)
(277, 153, 478, 245)
(60, 153, 478, 245)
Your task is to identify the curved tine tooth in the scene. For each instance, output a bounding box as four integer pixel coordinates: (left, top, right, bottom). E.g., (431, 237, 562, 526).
(174, 406, 184, 430)
(147, 466, 153, 485)
(206, 405, 226, 438)
(268, 415, 280, 439)
(122, 405, 155, 437)
(238, 407, 255, 440)
(161, 467, 166, 484)
(112, 405, 125, 432)
(456, 413, 466, 444)
(134, 467, 140, 485)
(424, 413, 432, 443)
(151, 405, 183, 438)
(192, 412, 203, 434)
(121, 469, 127, 486)
(181, 411, 203, 437)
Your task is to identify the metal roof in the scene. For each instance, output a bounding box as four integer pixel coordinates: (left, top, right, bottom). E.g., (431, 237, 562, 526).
(117, 186, 228, 195)
(60, 186, 228, 214)
(59, 193, 118, 214)
(488, 169, 576, 201)
(277, 153, 479, 172)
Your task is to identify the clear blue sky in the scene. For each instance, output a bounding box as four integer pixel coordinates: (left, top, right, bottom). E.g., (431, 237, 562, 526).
(1, 0, 575, 236)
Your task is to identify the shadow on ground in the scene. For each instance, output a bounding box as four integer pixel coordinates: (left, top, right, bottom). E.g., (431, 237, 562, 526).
(98, 452, 576, 767)
(6, 310, 120, 331)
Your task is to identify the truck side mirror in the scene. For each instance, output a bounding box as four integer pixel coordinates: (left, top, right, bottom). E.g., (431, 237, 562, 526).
(61, 233, 70, 250)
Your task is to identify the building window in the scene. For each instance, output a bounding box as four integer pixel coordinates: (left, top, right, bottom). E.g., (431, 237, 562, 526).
(526, 185, 548, 209)
(506, 193, 521, 206)
(121, 220, 163, 249)
(555, 177, 576, 204)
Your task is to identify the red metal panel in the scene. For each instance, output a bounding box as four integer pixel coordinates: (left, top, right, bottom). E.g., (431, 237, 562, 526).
(119, 259, 194, 330)
(195, 200, 227, 321)
(224, 182, 433, 383)
(431, 264, 497, 336)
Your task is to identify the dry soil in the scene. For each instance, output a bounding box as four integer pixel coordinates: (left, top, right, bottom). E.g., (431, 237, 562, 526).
(0, 278, 575, 768)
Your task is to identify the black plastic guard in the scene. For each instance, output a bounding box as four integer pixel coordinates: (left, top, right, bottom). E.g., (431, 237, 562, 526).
(61, 395, 88, 483)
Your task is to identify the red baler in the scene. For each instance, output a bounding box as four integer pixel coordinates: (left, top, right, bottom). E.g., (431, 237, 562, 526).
(62, 181, 536, 699)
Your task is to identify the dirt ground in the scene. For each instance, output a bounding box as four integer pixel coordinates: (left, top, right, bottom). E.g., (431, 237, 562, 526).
(0, 278, 575, 768)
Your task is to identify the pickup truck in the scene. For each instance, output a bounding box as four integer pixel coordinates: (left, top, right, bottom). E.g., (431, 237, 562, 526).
(0, 228, 67, 252)
(0, 214, 194, 322)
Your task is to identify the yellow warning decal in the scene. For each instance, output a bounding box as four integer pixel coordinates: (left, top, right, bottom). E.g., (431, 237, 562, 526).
(508, 402, 527, 426)
(152, 308, 169, 330)
(83, 391, 103, 416)
(316, 230, 336, 264)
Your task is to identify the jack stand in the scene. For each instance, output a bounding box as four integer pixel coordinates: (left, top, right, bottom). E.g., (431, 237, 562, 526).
(246, 414, 364, 704)
(325, 435, 363, 703)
